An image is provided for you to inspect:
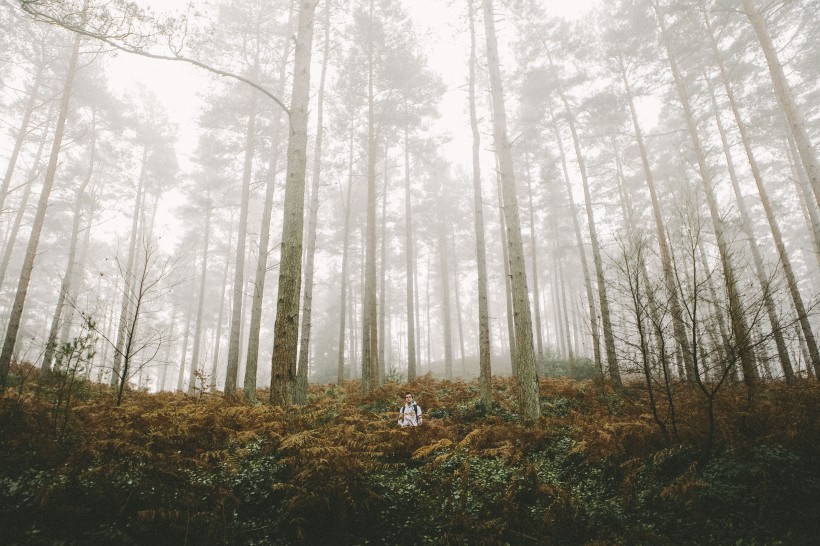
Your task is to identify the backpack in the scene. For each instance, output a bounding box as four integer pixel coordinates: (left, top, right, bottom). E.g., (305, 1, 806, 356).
(401, 402, 422, 425)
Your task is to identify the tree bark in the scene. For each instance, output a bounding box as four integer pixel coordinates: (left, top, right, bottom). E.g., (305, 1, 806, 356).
(187, 203, 212, 395)
(468, 0, 492, 401)
(0, 33, 81, 388)
(482, 0, 540, 421)
(337, 130, 355, 384)
(296, 3, 330, 403)
(269, 0, 319, 406)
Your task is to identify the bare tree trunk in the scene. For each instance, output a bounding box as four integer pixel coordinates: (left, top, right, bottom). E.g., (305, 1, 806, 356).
(785, 133, 820, 273)
(111, 146, 148, 388)
(525, 153, 545, 373)
(0, 63, 44, 217)
(244, 2, 295, 401)
(705, 11, 818, 379)
(224, 66, 260, 399)
(210, 216, 234, 393)
(742, 0, 820, 209)
(42, 111, 97, 373)
(704, 68, 794, 381)
(468, 0, 492, 401)
(269, 0, 319, 405)
(618, 56, 693, 379)
(0, 111, 51, 298)
(496, 172, 516, 372)
(296, 3, 330, 403)
(176, 273, 196, 393)
(438, 218, 454, 379)
(547, 107, 602, 377)
(654, 2, 759, 387)
(187, 204, 212, 396)
(377, 144, 388, 384)
(338, 131, 355, 384)
(0, 34, 80, 388)
(482, 0, 539, 421)
(450, 233, 467, 378)
(403, 122, 418, 381)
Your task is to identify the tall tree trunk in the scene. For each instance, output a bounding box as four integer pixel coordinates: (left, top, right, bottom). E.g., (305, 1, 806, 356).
(482, 0, 540, 421)
(0, 63, 44, 217)
(525, 153, 545, 373)
(557, 91, 621, 387)
(704, 68, 794, 381)
(111, 146, 147, 388)
(496, 172, 516, 372)
(377, 144, 388, 384)
(269, 0, 319, 405)
(296, 3, 330, 403)
(225, 66, 260, 399)
(0, 34, 81, 388)
(338, 130, 355, 384)
(742, 0, 820, 209)
(438, 218, 454, 379)
(403, 122, 418, 381)
(176, 275, 196, 392)
(705, 11, 819, 379)
(244, 1, 295, 401)
(211, 217, 235, 392)
(547, 107, 602, 378)
(187, 204, 212, 396)
(654, 2, 759, 387)
(785, 133, 820, 273)
(42, 111, 97, 373)
(468, 0, 492, 401)
(618, 56, 693, 379)
(0, 110, 51, 296)
(451, 233, 467, 377)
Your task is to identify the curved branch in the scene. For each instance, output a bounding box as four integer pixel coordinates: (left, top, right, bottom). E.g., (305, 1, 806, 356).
(18, 1, 291, 116)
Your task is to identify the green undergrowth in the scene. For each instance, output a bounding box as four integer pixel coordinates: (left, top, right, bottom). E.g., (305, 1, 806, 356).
(1, 364, 818, 545)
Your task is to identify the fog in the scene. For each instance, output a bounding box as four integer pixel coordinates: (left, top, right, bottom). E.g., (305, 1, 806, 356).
(0, 0, 818, 401)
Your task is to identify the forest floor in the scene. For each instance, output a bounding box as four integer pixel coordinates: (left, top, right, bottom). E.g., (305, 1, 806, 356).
(1, 363, 819, 545)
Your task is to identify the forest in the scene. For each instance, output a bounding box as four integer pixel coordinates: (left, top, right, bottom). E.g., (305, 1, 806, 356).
(1, 0, 819, 544)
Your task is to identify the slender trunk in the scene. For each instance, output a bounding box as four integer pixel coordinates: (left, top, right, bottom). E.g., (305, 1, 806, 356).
(210, 217, 234, 392)
(438, 218, 454, 379)
(468, 0, 492, 401)
(785, 133, 820, 273)
(377, 143, 388, 384)
(338, 131, 355, 384)
(525, 153, 545, 373)
(187, 204, 212, 395)
(0, 63, 44, 217)
(0, 34, 81, 388)
(269, 0, 318, 405)
(296, 4, 329, 403)
(654, 2, 759, 388)
(176, 276, 196, 392)
(704, 69, 794, 381)
(0, 111, 51, 296)
(404, 122, 418, 381)
(496, 172, 516, 372)
(705, 11, 819, 379)
(742, 0, 820, 209)
(548, 107, 602, 377)
(42, 111, 97, 373)
(619, 56, 693, 378)
(225, 67, 260, 398)
(451, 233, 467, 378)
(244, 2, 295, 400)
(483, 0, 540, 420)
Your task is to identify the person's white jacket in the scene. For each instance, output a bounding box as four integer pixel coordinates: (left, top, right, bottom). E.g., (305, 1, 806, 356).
(398, 402, 423, 427)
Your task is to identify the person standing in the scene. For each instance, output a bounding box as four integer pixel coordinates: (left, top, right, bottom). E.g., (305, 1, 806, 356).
(398, 392, 423, 427)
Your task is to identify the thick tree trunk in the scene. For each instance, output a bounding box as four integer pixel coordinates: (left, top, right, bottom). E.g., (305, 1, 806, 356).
(0, 34, 80, 388)
(269, 0, 318, 405)
(482, 0, 540, 421)
(468, 0, 492, 401)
